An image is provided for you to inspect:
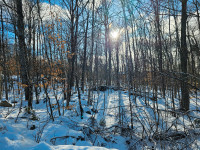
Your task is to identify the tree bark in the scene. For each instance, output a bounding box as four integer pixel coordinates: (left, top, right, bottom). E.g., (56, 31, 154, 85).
(67, 0, 79, 106)
(81, 12, 89, 92)
(16, 0, 32, 109)
(180, 0, 189, 111)
(1, 6, 8, 100)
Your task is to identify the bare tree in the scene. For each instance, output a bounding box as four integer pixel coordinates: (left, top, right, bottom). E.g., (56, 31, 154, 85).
(180, 0, 189, 111)
(16, 0, 33, 110)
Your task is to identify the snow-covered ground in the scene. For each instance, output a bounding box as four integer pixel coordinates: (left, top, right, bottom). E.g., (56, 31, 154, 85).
(0, 82, 200, 149)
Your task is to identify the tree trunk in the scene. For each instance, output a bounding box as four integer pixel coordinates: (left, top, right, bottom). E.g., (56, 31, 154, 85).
(89, 0, 95, 85)
(67, 0, 79, 106)
(1, 6, 8, 100)
(81, 12, 89, 92)
(180, 0, 189, 111)
(16, 0, 32, 109)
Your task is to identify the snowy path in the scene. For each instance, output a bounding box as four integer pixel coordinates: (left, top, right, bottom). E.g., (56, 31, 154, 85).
(94, 90, 119, 127)
(105, 91, 119, 127)
(95, 90, 129, 128)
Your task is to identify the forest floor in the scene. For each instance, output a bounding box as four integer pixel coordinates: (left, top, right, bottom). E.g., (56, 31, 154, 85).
(0, 81, 200, 149)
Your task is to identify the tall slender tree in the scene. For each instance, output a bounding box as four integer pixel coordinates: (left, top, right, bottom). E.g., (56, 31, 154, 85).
(180, 0, 189, 111)
(16, 0, 33, 110)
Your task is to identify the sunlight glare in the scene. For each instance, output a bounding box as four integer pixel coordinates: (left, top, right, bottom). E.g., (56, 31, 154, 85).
(110, 30, 119, 40)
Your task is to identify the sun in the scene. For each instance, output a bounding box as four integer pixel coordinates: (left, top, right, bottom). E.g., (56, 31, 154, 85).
(110, 30, 119, 40)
